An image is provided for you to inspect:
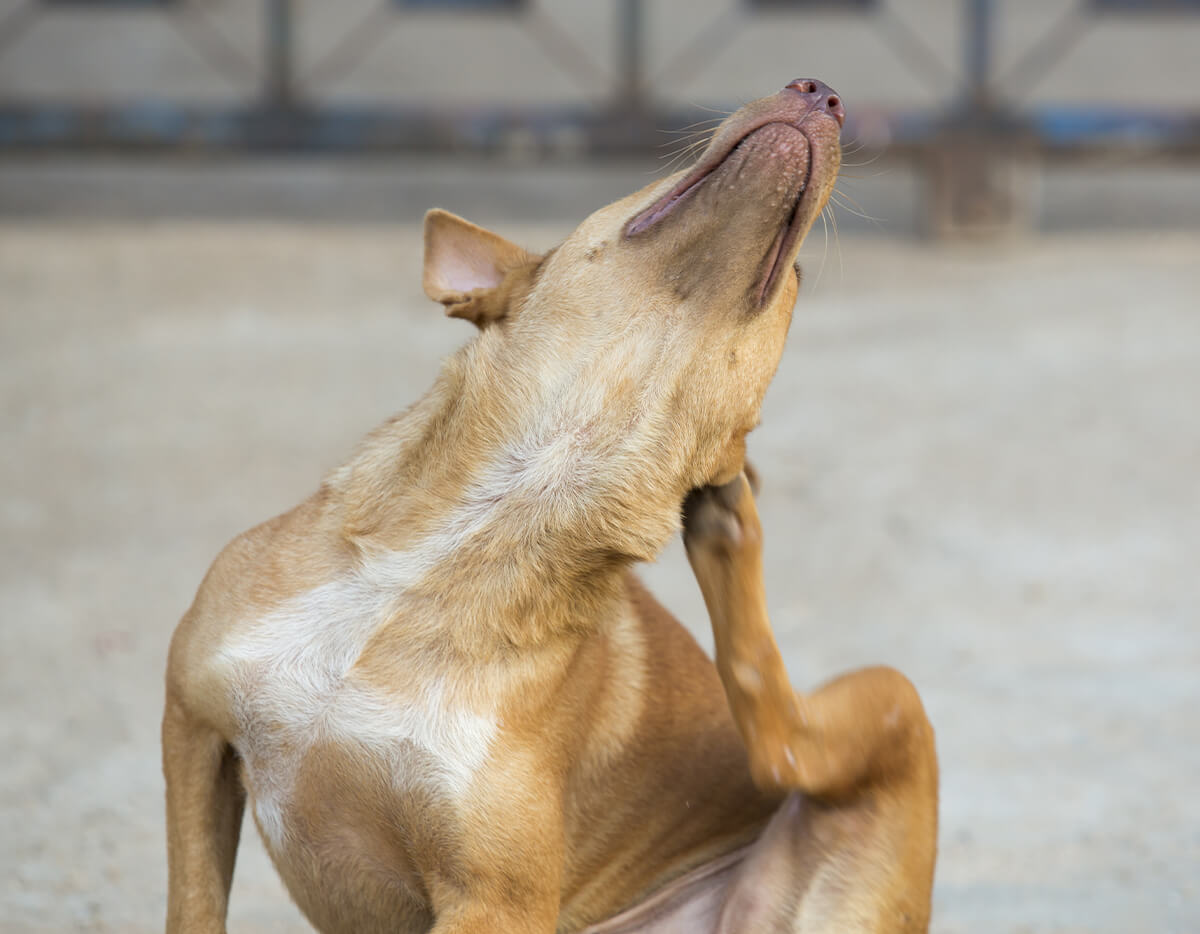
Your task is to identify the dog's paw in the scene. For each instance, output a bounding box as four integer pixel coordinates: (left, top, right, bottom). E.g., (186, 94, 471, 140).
(682, 468, 761, 555)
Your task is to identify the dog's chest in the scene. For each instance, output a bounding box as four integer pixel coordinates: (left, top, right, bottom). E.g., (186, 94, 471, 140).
(214, 573, 499, 853)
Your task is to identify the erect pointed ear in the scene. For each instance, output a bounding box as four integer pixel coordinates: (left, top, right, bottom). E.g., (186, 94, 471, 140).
(422, 209, 536, 328)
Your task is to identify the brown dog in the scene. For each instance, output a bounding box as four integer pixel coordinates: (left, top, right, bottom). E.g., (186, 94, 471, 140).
(163, 79, 937, 933)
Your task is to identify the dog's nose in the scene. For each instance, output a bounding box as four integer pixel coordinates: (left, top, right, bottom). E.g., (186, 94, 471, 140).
(784, 78, 845, 128)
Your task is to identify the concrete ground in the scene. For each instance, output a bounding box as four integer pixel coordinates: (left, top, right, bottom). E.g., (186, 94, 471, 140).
(1, 161, 1198, 932)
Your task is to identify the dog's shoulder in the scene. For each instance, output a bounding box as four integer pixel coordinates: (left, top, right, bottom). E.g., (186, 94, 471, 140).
(165, 484, 349, 728)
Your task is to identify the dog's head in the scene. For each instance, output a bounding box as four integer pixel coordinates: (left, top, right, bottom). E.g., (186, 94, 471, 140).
(422, 81, 842, 528)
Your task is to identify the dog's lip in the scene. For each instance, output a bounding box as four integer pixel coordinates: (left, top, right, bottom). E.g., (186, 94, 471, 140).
(755, 153, 812, 306)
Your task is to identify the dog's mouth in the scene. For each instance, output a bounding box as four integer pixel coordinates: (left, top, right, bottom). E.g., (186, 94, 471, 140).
(623, 104, 840, 307)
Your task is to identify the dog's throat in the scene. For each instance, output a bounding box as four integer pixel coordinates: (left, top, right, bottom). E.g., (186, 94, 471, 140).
(341, 385, 685, 648)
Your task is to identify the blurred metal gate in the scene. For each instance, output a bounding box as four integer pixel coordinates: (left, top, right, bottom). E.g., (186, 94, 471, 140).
(1, 0, 1198, 232)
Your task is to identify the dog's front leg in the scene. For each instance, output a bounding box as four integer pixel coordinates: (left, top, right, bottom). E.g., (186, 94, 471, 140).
(423, 807, 563, 934)
(162, 696, 245, 933)
(427, 880, 560, 934)
(429, 902, 559, 934)
(682, 472, 938, 930)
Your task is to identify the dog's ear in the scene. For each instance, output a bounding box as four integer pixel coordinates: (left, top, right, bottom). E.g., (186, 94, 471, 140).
(422, 209, 536, 328)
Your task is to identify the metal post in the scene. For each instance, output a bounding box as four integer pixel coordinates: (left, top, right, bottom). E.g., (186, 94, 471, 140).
(264, 0, 294, 111)
(964, 0, 992, 113)
(617, 0, 644, 111)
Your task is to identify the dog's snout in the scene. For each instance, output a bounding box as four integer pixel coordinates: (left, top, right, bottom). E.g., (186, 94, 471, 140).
(784, 78, 845, 128)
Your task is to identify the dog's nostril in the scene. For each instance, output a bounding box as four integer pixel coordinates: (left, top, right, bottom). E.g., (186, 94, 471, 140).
(786, 78, 845, 127)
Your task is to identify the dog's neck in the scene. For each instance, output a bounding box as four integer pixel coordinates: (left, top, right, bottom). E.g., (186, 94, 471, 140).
(331, 336, 690, 650)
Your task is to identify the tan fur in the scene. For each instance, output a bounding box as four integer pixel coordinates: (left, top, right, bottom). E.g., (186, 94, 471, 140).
(164, 82, 937, 933)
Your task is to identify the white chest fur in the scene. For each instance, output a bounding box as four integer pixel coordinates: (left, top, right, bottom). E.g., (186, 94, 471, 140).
(214, 569, 499, 851)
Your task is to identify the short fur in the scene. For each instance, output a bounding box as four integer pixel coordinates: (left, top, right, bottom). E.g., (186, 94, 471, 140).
(163, 81, 938, 933)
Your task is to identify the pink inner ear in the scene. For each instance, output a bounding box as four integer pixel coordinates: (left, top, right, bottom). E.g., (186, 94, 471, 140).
(434, 240, 503, 294)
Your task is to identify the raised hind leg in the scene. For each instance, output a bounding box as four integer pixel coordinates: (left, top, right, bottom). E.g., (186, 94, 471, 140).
(682, 472, 938, 932)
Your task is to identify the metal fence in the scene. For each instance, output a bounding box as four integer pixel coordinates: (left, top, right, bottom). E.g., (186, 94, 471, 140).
(1, 0, 1198, 231)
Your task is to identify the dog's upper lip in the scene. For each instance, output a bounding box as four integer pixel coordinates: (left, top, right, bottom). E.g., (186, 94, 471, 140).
(622, 102, 837, 241)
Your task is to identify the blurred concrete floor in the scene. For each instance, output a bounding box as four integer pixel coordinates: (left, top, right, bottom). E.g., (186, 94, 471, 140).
(1, 159, 1198, 933)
